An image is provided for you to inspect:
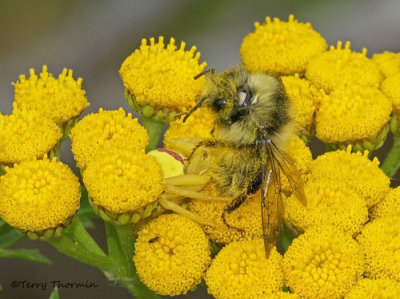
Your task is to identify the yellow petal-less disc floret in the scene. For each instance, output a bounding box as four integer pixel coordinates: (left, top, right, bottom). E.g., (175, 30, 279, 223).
(240, 15, 327, 75)
(372, 51, 400, 78)
(306, 41, 383, 93)
(370, 187, 400, 219)
(120, 36, 207, 118)
(315, 85, 391, 149)
(83, 148, 163, 215)
(263, 292, 299, 299)
(164, 107, 216, 149)
(381, 73, 400, 116)
(281, 74, 320, 138)
(205, 239, 284, 299)
(134, 214, 210, 296)
(13, 66, 89, 124)
(187, 189, 263, 244)
(283, 225, 364, 299)
(285, 178, 368, 235)
(70, 108, 148, 169)
(0, 157, 80, 232)
(357, 216, 400, 281)
(310, 146, 390, 208)
(0, 109, 62, 164)
(345, 278, 400, 299)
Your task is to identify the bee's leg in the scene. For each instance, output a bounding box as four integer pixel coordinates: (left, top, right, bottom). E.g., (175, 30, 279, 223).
(188, 140, 228, 161)
(164, 174, 210, 186)
(164, 185, 231, 202)
(221, 194, 247, 235)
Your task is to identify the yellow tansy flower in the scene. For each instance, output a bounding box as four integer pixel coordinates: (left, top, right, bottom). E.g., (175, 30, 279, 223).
(310, 146, 390, 208)
(187, 189, 262, 244)
(372, 51, 400, 78)
(286, 178, 368, 235)
(83, 148, 163, 218)
(315, 85, 391, 150)
(240, 15, 327, 75)
(283, 225, 364, 299)
(164, 107, 216, 150)
(70, 108, 148, 169)
(0, 109, 62, 164)
(381, 73, 400, 134)
(263, 292, 299, 299)
(281, 74, 319, 138)
(205, 239, 284, 299)
(0, 157, 80, 233)
(370, 187, 400, 219)
(134, 214, 210, 296)
(13, 65, 89, 124)
(345, 278, 400, 299)
(120, 36, 207, 120)
(306, 41, 383, 93)
(357, 216, 400, 281)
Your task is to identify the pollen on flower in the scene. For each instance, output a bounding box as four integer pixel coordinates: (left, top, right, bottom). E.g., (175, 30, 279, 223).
(370, 187, 400, 219)
(13, 66, 89, 124)
(372, 51, 400, 78)
(83, 148, 163, 214)
(357, 216, 400, 281)
(345, 278, 400, 299)
(285, 178, 368, 235)
(70, 108, 148, 169)
(0, 157, 80, 232)
(205, 239, 284, 299)
(281, 75, 319, 137)
(310, 146, 390, 208)
(283, 225, 364, 299)
(315, 85, 391, 146)
(187, 187, 263, 244)
(164, 107, 216, 149)
(306, 41, 383, 93)
(120, 36, 207, 114)
(0, 109, 62, 164)
(263, 292, 299, 299)
(381, 73, 400, 116)
(240, 15, 327, 75)
(134, 214, 210, 296)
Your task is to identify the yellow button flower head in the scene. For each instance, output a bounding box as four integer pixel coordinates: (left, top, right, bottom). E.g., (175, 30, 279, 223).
(315, 85, 391, 151)
(187, 189, 263, 244)
(240, 15, 327, 75)
(372, 51, 400, 78)
(345, 278, 400, 299)
(263, 292, 299, 299)
(357, 216, 400, 281)
(306, 41, 383, 93)
(83, 148, 163, 216)
(164, 107, 216, 149)
(120, 36, 207, 120)
(281, 74, 320, 138)
(310, 146, 390, 208)
(0, 157, 80, 233)
(205, 239, 283, 299)
(283, 225, 364, 299)
(285, 178, 368, 235)
(13, 66, 89, 124)
(370, 187, 400, 219)
(0, 109, 62, 164)
(71, 108, 148, 169)
(382, 73, 400, 116)
(134, 214, 210, 296)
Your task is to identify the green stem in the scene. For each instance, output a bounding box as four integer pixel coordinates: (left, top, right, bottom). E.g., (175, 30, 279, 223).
(113, 224, 136, 274)
(141, 116, 165, 152)
(381, 135, 400, 177)
(66, 217, 107, 257)
(48, 235, 116, 272)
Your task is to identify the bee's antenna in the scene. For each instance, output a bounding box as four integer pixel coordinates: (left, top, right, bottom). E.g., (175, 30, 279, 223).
(194, 68, 215, 80)
(183, 97, 207, 122)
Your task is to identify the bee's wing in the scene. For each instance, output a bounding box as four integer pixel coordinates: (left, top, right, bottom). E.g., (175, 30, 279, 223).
(261, 144, 284, 257)
(269, 140, 307, 207)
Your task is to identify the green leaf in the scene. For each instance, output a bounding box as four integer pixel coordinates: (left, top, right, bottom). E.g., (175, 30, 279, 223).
(0, 248, 51, 264)
(49, 287, 60, 299)
(0, 228, 24, 248)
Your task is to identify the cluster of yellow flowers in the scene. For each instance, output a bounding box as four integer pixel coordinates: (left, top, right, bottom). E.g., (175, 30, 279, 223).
(0, 14, 400, 299)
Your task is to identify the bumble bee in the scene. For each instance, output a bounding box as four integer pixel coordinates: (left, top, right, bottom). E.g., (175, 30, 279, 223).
(183, 66, 307, 255)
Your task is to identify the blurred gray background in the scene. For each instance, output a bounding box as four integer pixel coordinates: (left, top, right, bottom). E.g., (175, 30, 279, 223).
(0, 0, 399, 298)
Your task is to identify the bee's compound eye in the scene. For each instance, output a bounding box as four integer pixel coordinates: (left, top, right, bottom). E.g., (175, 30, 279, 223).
(214, 98, 227, 111)
(237, 90, 247, 106)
